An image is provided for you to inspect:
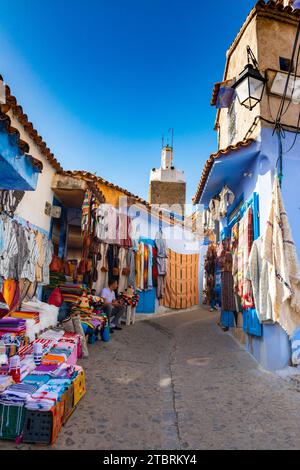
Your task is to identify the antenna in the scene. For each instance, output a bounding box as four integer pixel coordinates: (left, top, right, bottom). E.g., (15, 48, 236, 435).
(168, 128, 174, 148)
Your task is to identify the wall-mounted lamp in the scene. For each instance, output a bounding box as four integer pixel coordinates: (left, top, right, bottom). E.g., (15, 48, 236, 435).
(232, 46, 266, 111)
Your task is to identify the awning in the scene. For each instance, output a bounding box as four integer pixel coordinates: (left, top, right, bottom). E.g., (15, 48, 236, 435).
(199, 140, 261, 206)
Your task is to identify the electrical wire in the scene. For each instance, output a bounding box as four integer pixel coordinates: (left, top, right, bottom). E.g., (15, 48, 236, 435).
(283, 109, 300, 154)
(274, 19, 300, 127)
(280, 40, 300, 118)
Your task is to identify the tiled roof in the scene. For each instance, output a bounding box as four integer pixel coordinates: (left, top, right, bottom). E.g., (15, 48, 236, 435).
(61, 170, 150, 207)
(211, 83, 222, 107)
(192, 139, 255, 205)
(0, 75, 63, 172)
(0, 112, 43, 172)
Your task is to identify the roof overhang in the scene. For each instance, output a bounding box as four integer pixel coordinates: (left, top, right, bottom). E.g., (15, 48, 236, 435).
(193, 139, 260, 206)
(0, 115, 42, 191)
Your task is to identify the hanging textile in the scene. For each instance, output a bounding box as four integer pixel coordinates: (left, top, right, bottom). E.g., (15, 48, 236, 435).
(118, 247, 128, 293)
(237, 206, 254, 308)
(246, 236, 272, 322)
(217, 239, 236, 312)
(262, 176, 300, 337)
(35, 231, 46, 283)
(81, 190, 92, 235)
(135, 244, 142, 291)
(148, 244, 153, 289)
(118, 214, 132, 248)
(21, 230, 39, 284)
(155, 231, 168, 300)
(128, 248, 136, 289)
(143, 244, 149, 290)
(0, 216, 18, 280)
(162, 250, 199, 309)
(2, 279, 20, 312)
(152, 246, 158, 288)
(0, 190, 25, 216)
(209, 197, 221, 222)
(219, 185, 235, 218)
(92, 243, 109, 295)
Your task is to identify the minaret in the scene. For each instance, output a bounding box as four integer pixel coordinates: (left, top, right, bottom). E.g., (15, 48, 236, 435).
(149, 144, 186, 216)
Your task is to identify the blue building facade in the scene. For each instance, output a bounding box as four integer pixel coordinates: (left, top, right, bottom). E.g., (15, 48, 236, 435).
(197, 126, 300, 371)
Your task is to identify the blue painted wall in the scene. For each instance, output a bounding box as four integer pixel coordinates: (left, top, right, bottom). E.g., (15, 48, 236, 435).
(203, 127, 300, 371)
(0, 130, 40, 191)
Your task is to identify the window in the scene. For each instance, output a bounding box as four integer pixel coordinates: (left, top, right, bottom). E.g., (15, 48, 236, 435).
(279, 57, 294, 73)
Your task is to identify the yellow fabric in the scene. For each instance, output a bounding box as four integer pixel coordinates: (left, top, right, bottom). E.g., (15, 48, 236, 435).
(35, 232, 46, 283)
(2, 279, 17, 309)
(135, 244, 142, 291)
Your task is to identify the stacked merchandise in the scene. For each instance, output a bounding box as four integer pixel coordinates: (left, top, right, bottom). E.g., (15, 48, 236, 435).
(8, 300, 59, 342)
(0, 330, 86, 444)
(70, 293, 107, 344)
(0, 319, 27, 357)
(59, 283, 83, 305)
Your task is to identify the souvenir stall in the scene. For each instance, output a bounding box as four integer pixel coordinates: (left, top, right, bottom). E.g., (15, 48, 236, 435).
(0, 327, 86, 444)
(0, 193, 89, 445)
(195, 131, 300, 370)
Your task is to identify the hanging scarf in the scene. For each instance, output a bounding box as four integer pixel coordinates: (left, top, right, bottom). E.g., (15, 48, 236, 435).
(262, 176, 300, 337)
(237, 206, 254, 308)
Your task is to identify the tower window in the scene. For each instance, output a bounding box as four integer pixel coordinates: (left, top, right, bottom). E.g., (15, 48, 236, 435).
(279, 57, 294, 73)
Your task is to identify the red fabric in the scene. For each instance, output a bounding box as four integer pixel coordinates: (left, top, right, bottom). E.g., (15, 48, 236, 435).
(0, 293, 10, 318)
(152, 247, 158, 286)
(48, 288, 63, 307)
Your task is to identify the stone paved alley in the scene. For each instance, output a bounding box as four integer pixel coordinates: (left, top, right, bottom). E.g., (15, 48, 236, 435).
(2, 307, 300, 451)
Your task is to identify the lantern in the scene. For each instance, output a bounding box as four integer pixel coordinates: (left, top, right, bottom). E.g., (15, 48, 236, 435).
(232, 63, 266, 111)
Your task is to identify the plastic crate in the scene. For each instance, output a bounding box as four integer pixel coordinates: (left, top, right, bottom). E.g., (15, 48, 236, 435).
(73, 367, 86, 407)
(0, 403, 25, 440)
(23, 400, 64, 445)
(62, 384, 74, 424)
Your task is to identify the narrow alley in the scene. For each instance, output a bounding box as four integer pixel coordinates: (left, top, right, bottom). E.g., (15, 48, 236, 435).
(2, 307, 300, 451)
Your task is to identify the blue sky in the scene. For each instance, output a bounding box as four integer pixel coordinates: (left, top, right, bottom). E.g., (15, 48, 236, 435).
(0, 0, 256, 203)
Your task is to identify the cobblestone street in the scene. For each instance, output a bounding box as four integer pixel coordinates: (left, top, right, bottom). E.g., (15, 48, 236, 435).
(2, 306, 300, 450)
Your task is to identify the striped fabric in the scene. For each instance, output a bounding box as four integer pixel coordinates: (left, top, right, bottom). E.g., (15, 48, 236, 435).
(0, 217, 18, 280)
(21, 231, 39, 283)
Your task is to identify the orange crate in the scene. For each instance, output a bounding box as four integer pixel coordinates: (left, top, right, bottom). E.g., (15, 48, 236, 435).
(73, 367, 86, 407)
(51, 399, 64, 444)
(62, 384, 74, 425)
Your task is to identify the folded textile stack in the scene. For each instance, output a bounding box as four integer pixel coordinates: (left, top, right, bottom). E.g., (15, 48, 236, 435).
(20, 356, 36, 381)
(49, 272, 66, 288)
(2, 383, 39, 400)
(25, 377, 71, 411)
(39, 329, 65, 341)
(60, 284, 83, 305)
(0, 318, 26, 335)
(20, 300, 59, 331)
(10, 312, 41, 342)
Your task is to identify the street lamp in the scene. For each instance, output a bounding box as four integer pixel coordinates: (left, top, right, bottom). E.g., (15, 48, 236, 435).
(232, 46, 266, 111)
